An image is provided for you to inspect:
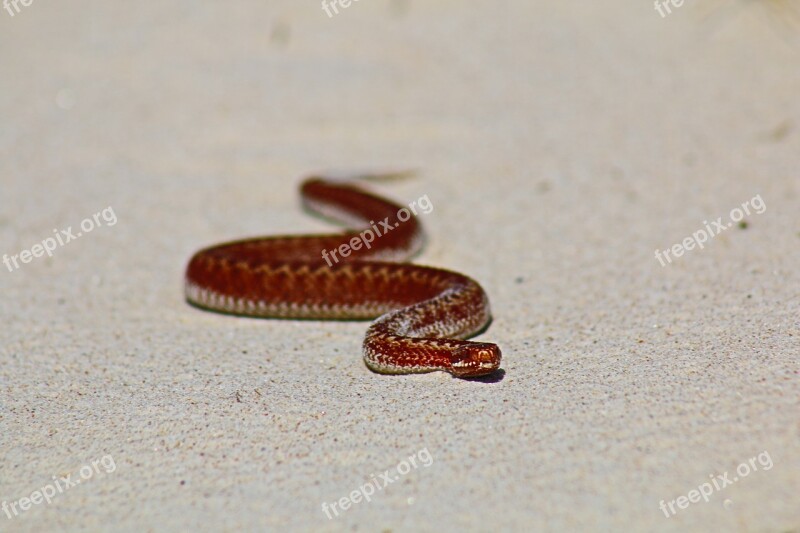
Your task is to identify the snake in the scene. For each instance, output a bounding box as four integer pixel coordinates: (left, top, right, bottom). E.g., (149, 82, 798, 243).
(183, 173, 501, 378)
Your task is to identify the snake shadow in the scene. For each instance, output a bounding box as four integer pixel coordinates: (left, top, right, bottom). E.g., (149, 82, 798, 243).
(460, 368, 505, 383)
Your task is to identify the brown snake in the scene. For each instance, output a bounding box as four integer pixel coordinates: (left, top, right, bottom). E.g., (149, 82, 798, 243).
(184, 173, 501, 378)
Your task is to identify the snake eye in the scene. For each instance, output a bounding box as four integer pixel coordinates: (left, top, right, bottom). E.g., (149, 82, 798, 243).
(477, 349, 495, 364)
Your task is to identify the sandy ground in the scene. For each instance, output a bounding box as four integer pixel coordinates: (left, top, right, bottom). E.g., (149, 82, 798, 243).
(1, 1, 798, 531)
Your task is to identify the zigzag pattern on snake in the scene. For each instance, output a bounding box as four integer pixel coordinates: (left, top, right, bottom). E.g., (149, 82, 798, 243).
(184, 173, 501, 378)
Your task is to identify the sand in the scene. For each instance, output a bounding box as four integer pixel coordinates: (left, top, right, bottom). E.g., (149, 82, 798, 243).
(1, 0, 798, 531)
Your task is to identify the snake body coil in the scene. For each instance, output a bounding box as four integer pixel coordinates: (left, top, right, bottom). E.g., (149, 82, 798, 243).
(184, 176, 501, 378)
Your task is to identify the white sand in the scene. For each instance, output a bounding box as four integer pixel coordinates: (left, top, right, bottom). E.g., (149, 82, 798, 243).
(1, 1, 798, 531)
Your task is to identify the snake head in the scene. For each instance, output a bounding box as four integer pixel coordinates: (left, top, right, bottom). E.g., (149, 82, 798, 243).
(450, 343, 502, 378)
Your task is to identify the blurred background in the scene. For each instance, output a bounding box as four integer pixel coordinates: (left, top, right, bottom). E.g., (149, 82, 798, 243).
(1, 1, 798, 532)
